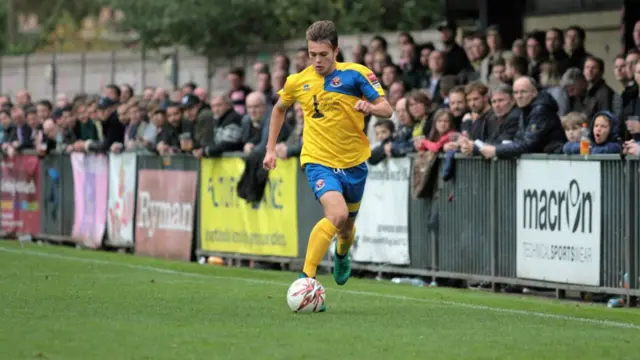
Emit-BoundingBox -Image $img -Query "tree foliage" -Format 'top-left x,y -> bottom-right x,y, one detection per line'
0,0 -> 68,54
102,0 -> 444,57
15,0 -> 102,26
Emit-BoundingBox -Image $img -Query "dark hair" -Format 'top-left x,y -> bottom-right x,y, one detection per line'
105,84 -> 121,99
383,63 -> 401,74
492,57 -> 506,67
566,25 -> 586,41
507,56 -> 529,77
374,118 -> 395,134
418,42 -> 435,53
230,67 -> 245,79
627,48 -> 640,56
439,75 -> 459,97
258,67 -> 271,80
585,55 -> 605,74
547,27 -> 564,40
182,82 -> 197,92
464,81 -> 489,97
306,20 -> 339,49
36,100 -> 53,111
405,90 -> 434,123
449,85 -> 466,97
398,32 -> 415,45
273,53 -> 291,70
428,109 -> 455,142
370,35 -> 388,51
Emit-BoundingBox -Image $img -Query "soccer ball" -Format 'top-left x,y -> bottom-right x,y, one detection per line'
286,277 -> 326,313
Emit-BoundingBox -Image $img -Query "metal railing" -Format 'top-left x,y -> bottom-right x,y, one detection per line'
2,151 -> 638,305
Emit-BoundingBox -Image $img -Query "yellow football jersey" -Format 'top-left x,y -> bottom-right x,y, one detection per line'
278,62 -> 385,169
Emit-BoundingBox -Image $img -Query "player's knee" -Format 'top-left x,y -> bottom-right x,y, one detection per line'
326,211 -> 348,230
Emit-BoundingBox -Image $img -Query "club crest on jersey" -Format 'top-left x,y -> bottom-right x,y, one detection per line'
330,76 -> 342,87
315,179 -> 325,191
367,73 -> 381,88
303,84 -> 310,92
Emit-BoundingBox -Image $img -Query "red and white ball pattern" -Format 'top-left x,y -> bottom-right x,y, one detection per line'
286,277 -> 326,313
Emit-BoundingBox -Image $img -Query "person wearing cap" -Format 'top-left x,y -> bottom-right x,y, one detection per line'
480,25 -> 511,85
438,20 -> 473,76
140,106 -> 167,151
3,106 -> 33,156
85,96 -> 125,153
179,93 -> 214,151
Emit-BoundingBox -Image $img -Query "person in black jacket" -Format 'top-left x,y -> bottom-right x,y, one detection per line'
479,76 -> 566,159
486,83 -> 520,144
193,95 -> 244,158
86,97 -> 125,153
438,21 -> 472,76
156,102 -> 193,156
5,107 -> 34,153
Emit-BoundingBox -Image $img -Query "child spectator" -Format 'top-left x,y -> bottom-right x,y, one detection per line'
416,109 -> 457,153
369,119 -> 396,165
561,111 -> 586,143
563,111 -> 622,154
374,118 -> 395,145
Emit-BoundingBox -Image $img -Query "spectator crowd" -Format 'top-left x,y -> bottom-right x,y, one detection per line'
2,20 -> 640,163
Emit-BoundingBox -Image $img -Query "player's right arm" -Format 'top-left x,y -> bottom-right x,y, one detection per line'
264,76 -> 297,170
266,76 -> 297,153
266,99 -> 290,153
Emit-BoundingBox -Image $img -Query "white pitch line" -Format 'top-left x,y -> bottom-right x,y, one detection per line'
2,246 -> 640,330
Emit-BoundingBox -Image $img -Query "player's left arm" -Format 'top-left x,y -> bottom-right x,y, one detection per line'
366,97 -> 393,119
354,67 -> 393,119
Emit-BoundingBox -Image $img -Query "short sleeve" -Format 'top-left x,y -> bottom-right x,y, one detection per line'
277,75 -> 298,107
355,66 -> 385,103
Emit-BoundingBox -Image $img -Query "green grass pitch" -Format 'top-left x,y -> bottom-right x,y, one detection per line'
0,240 -> 638,360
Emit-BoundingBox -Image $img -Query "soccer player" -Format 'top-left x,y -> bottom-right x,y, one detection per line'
263,20 -> 393,310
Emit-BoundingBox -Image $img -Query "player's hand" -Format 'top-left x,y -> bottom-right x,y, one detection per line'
354,100 -> 373,115
263,150 -> 277,170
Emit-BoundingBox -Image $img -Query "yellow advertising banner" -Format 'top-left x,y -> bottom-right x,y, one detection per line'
199,157 -> 299,257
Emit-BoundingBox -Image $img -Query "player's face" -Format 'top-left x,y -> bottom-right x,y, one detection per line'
308,41 -> 338,76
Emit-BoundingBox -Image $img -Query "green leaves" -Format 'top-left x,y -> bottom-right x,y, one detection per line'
101,0 -> 444,57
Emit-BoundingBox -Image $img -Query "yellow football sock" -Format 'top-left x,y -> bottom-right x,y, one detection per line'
337,225 -> 356,256
303,218 -> 338,278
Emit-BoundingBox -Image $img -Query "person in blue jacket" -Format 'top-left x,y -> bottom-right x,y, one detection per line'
563,110 -> 622,154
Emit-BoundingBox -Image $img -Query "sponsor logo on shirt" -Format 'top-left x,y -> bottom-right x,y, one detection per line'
367,73 -> 381,88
